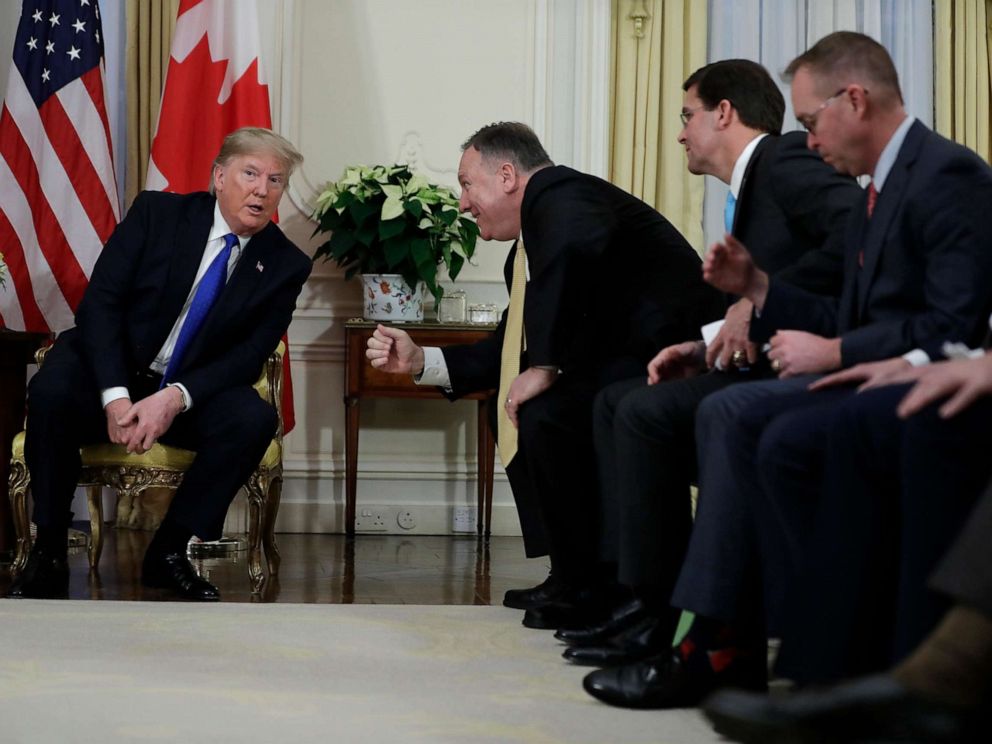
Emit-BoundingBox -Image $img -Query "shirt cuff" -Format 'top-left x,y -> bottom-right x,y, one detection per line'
902,348 -> 931,367
168,382 -> 192,411
701,319 -> 725,348
939,342 -> 985,361
101,387 -> 130,408
414,346 -> 452,388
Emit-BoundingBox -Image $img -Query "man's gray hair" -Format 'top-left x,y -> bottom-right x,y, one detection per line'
462,122 -> 553,173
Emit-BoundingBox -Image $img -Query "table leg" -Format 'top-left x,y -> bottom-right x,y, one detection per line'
344,395 -> 360,537
476,398 -> 495,539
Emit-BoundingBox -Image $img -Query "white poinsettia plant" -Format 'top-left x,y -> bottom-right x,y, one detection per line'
311,164 -> 479,303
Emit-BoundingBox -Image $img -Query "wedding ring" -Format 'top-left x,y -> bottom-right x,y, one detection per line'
770,358 -> 782,372
731,349 -> 747,367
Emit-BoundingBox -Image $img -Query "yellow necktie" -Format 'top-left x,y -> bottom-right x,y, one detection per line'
497,239 -> 527,468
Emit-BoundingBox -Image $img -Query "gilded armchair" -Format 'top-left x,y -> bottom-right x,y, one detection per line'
7,341 -> 287,593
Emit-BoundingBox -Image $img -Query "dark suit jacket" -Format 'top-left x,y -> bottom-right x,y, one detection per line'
442,166 -> 724,396
65,190 -> 312,405
752,121 -> 992,364
734,132 -> 859,296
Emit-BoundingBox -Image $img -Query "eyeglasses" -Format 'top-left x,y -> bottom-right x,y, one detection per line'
679,105 -> 706,126
797,87 -> 851,134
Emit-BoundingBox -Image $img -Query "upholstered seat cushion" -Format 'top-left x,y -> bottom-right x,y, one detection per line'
13,435 -> 280,472
79,442 -> 196,469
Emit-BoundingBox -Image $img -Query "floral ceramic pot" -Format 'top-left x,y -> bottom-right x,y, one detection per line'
361,274 -> 426,322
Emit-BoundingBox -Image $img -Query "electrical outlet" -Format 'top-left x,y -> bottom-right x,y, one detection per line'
396,510 -> 416,530
354,506 -> 389,532
452,506 -> 477,533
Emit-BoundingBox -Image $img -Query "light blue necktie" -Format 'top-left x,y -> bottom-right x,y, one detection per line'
161,232 -> 238,385
724,192 -> 737,234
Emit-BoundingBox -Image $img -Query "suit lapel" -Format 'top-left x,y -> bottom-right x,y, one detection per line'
837,196 -> 868,332
856,121 -> 927,316
732,136 -> 771,236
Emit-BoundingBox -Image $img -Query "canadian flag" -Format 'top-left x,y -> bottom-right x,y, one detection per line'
148,0 -> 299,433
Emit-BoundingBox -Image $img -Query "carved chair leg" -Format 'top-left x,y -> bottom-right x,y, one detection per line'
86,485 -> 104,569
245,485 -> 264,593
8,460 -> 32,573
262,474 -> 283,578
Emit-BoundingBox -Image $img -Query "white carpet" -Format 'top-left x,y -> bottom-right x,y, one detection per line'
0,600 -> 724,744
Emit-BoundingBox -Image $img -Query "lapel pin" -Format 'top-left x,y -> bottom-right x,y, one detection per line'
256,261 -> 264,273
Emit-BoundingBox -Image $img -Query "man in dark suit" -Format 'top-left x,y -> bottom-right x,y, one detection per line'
732,334 -> 992,685
7,127 -> 312,601
561,59 -> 859,665
703,361 -> 992,743
367,122 -> 723,625
585,32 -> 992,708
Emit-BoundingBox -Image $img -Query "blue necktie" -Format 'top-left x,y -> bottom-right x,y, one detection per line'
724,192 -> 737,234
161,233 -> 238,386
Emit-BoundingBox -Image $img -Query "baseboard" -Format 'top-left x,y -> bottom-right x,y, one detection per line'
271,500 -> 523,536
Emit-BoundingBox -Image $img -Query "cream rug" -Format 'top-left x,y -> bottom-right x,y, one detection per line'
0,600 -> 723,744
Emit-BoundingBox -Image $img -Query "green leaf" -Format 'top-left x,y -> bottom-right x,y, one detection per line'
404,199 -> 424,219
354,221 -> 378,249
437,208 -> 457,227
379,217 -> 407,241
327,229 -> 356,260
348,197 -> 378,227
448,252 -> 465,280
411,237 -> 434,270
383,237 -> 411,269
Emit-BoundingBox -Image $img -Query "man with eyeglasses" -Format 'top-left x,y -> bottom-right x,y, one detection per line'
584,31 -> 992,709
556,58 -> 860,664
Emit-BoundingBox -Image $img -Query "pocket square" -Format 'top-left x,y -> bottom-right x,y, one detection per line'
256,261 -> 264,273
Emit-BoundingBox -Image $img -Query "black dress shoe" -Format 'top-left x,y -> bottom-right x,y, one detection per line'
6,546 -> 69,599
563,614 -> 675,666
583,649 -> 766,709
142,551 -> 220,601
554,598 -> 647,646
502,573 -> 564,610
521,585 -> 615,630
702,675 -> 981,744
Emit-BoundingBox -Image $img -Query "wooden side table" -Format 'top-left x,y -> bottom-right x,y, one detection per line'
343,319 -> 497,538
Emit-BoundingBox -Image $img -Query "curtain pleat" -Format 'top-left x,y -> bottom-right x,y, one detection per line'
125,0 -> 180,207
934,0 -> 992,162
610,0 -> 708,253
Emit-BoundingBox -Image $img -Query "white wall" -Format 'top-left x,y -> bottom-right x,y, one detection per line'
270,0 -> 612,535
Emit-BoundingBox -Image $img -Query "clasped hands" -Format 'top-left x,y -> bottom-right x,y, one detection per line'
105,386 -> 184,454
647,235 -> 842,382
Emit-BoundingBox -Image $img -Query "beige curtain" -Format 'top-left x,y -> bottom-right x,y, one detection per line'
610,0 -> 707,252
125,0 -> 180,208
934,0 -> 992,162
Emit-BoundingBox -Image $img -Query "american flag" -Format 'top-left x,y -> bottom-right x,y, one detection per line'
0,0 -> 119,333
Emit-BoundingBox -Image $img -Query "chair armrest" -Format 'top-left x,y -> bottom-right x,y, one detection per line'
35,344 -> 51,367
253,340 -> 286,437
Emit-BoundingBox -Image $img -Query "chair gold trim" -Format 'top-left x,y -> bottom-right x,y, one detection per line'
8,342 -> 286,593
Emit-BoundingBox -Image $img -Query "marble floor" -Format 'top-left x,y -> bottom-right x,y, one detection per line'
0,527 -> 551,605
